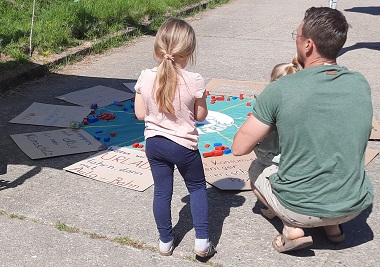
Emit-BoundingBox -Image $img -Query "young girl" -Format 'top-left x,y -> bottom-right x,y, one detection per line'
253,57 -> 302,219
134,18 -> 215,257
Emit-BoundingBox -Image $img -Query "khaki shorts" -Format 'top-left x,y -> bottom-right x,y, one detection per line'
248,160 -> 360,228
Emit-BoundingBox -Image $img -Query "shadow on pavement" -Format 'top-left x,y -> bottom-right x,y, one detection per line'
0,61 -> 49,92
344,6 -> 380,16
311,205 -> 374,250
173,187 -> 246,249
0,73 -> 137,185
0,166 -> 42,191
252,200 -> 373,256
338,42 -> 380,56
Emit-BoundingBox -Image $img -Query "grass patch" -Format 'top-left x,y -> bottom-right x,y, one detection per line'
87,232 -> 107,240
55,222 -> 80,233
9,214 -> 27,220
0,0 -> 227,62
113,236 -> 151,250
0,210 -> 221,265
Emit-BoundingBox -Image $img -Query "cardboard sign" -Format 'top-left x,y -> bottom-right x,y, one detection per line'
9,102 -> 91,127
64,146 -> 153,192
365,148 -> 379,166
204,147 -> 378,191
370,117 -> 380,140
11,129 -> 102,159
56,85 -> 135,108
203,153 -> 256,190
206,78 -> 268,98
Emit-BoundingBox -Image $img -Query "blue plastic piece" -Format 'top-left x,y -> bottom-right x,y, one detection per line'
104,136 -> 111,142
88,116 -> 99,123
223,148 -> 232,154
214,142 -> 223,147
94,135 -> 101,140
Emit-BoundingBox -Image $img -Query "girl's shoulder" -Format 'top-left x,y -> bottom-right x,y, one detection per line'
181,69 -> 203,78
141,67 -> 158,75
138,67 -> 158,81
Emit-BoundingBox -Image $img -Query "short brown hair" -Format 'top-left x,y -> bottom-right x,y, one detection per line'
302,7 -> 349,59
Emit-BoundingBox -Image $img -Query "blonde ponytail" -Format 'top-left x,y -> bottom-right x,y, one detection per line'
270,56 -> 303,81
155,57 -> 178,114
153,18 -> 196,114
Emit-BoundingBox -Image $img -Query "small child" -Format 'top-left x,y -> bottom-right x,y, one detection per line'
134,18 -> 215,257
253,57 -> 302,219
254,57 -> 302,166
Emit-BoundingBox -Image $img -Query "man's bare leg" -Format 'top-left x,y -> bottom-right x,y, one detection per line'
251,181 -> 305,246
323,225 -> 342,236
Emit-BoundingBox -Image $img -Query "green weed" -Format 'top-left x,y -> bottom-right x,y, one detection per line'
9,214 -> 26,220
0,0 -> 227,61
55,222 -> 80,233
113,236 -> 146,249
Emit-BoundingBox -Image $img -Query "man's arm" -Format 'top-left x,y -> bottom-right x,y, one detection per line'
232,115 -> 272,156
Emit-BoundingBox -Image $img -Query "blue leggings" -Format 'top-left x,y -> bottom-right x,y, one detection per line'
146,136 -> 209,243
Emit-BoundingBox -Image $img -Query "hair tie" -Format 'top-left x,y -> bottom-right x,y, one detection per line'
164,54 -> 174,62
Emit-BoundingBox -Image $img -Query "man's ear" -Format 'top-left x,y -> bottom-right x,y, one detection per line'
305,38 -> 314,56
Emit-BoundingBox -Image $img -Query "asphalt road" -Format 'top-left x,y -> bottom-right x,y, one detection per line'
1,0 -> 379,266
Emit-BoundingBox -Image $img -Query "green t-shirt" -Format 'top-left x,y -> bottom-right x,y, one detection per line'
252,65 -> 374,218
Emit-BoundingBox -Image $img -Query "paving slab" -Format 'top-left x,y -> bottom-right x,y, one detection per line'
1,0 -> 379,266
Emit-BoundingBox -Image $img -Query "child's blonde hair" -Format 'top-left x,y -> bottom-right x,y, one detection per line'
270,56 -> 302,82
154,18 -> 196,114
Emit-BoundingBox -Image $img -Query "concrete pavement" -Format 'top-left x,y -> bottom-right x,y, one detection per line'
1,0 -> 379,266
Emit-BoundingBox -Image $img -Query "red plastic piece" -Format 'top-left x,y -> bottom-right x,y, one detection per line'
247,112 -> 252,116
110,132 -> 116,137
132,143 -> 139,148
204,144 -> 210,148
240,93 -> 244,100
246,102 -> 251,106
212,150 -> 224,156
203,151 -> 214,158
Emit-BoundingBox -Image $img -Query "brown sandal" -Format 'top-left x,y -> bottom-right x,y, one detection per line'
272,234 -> 313,253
